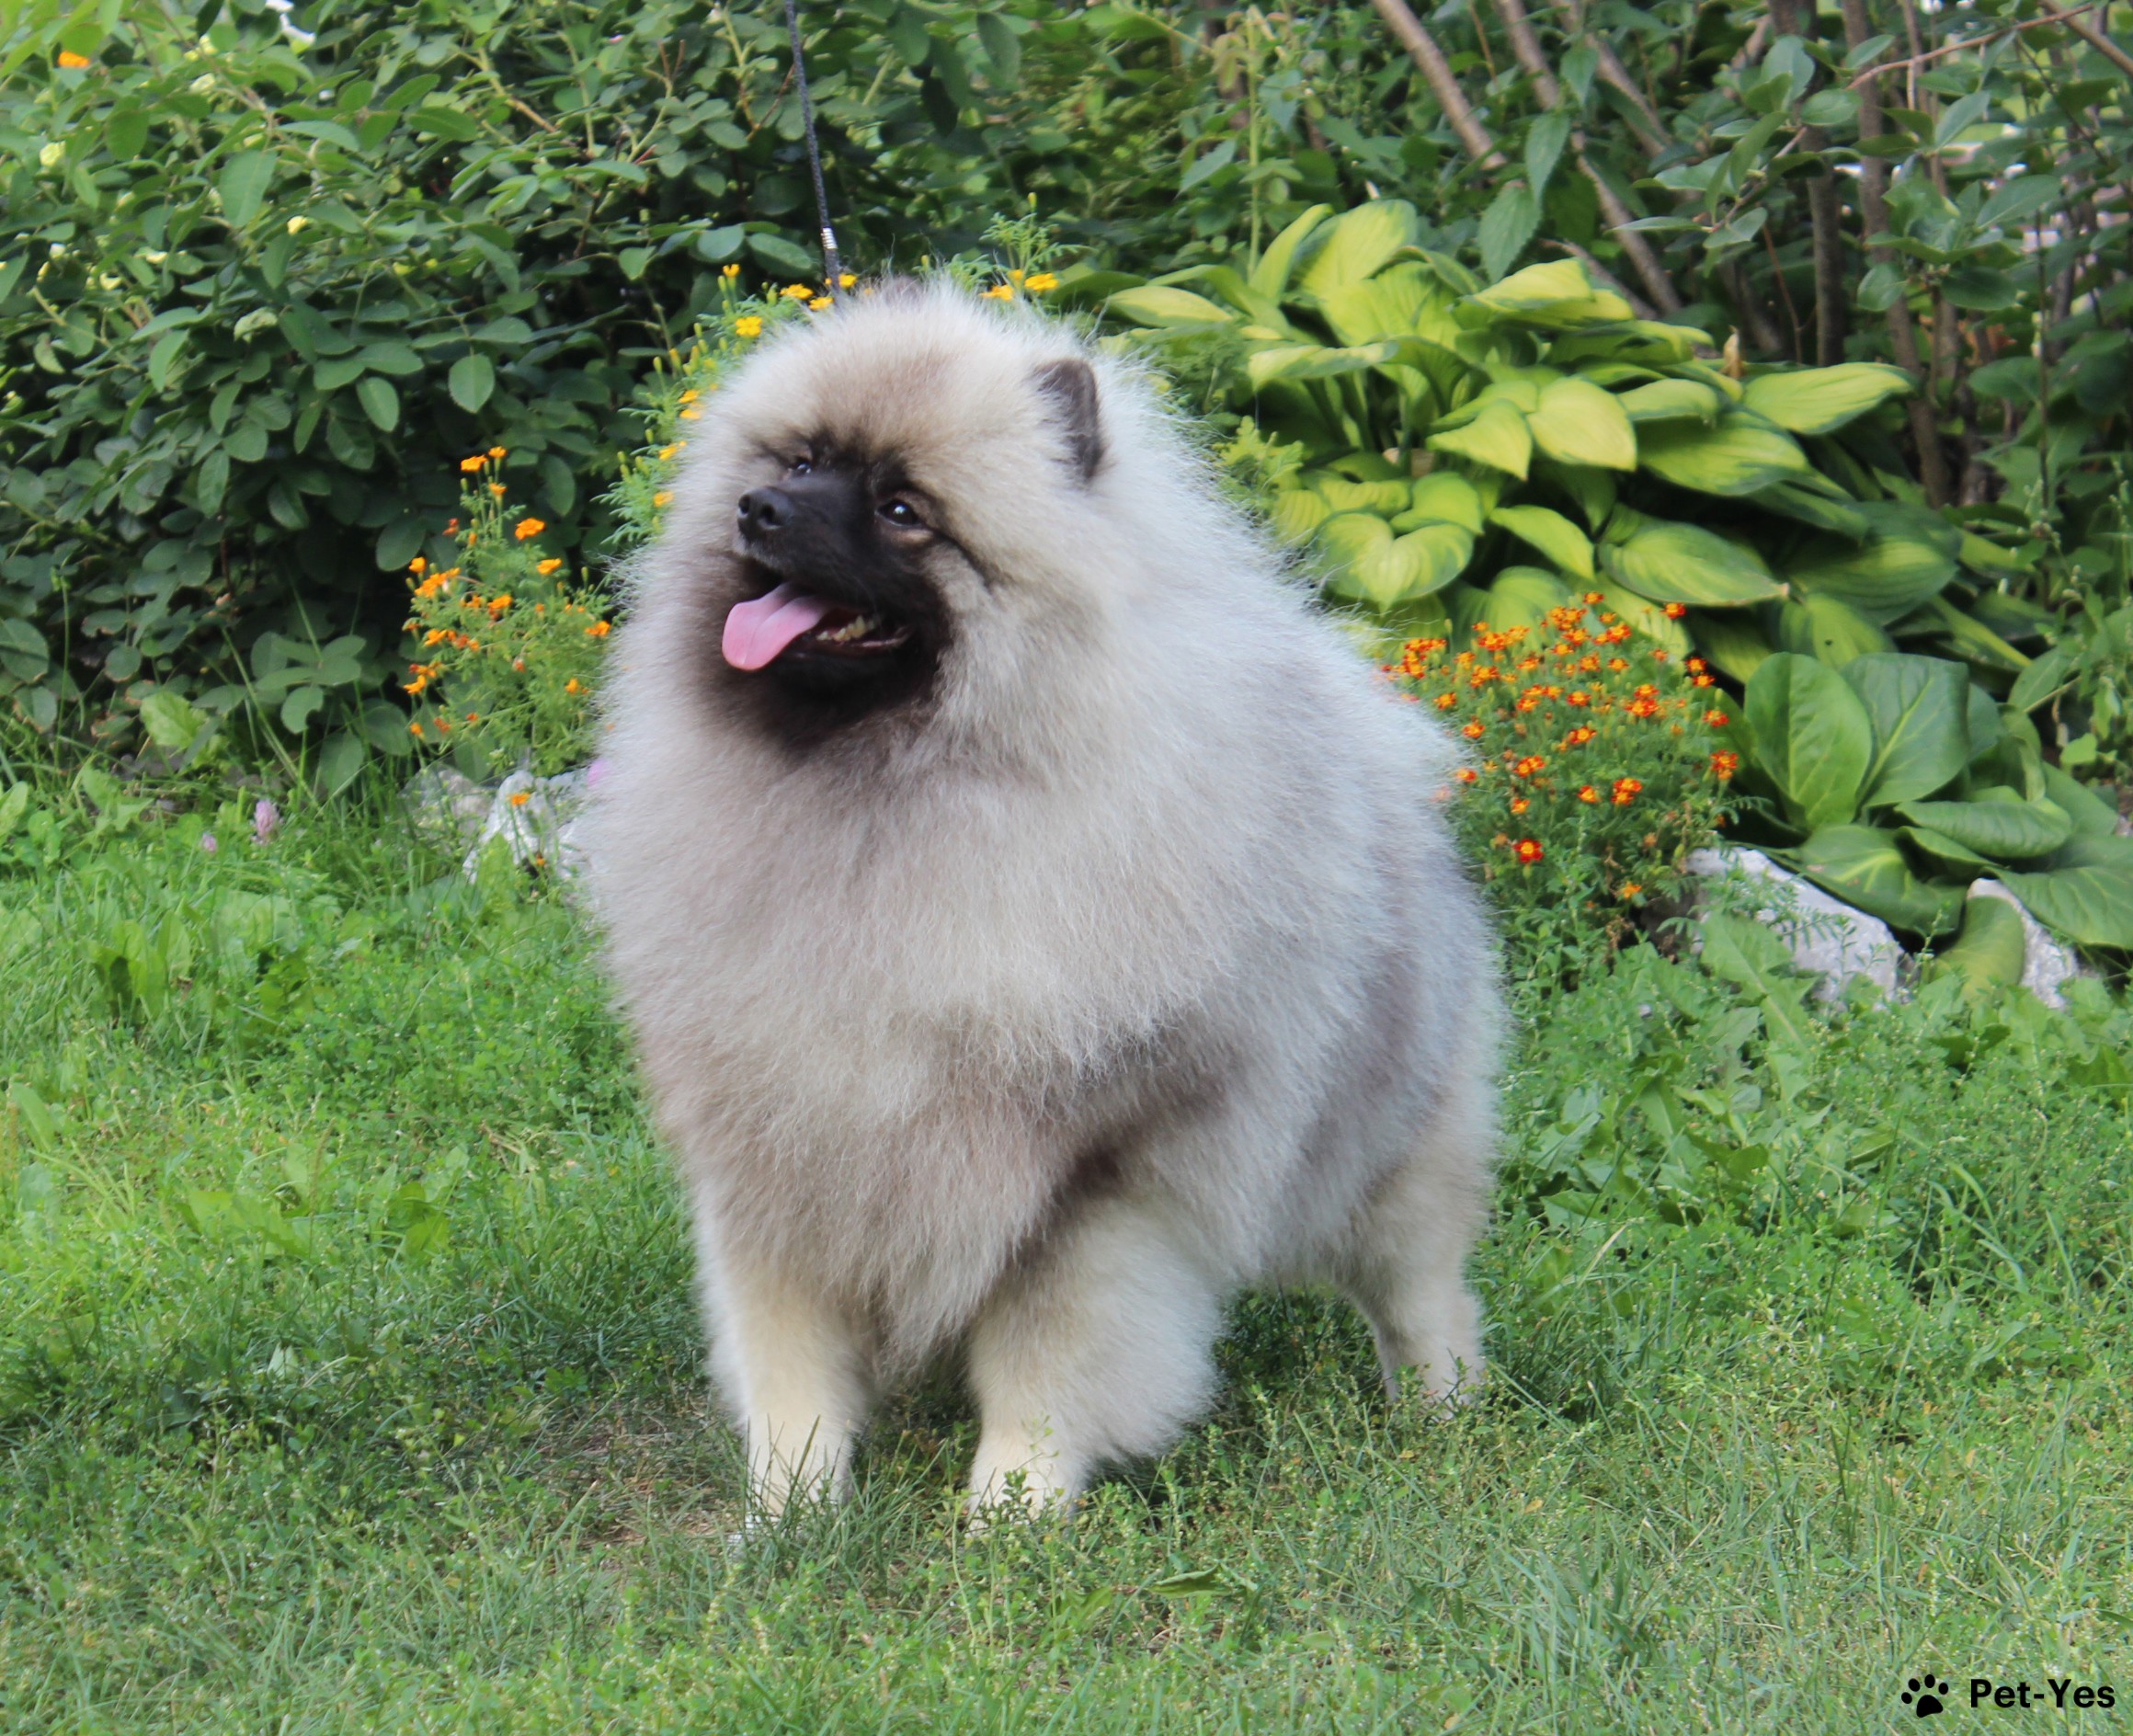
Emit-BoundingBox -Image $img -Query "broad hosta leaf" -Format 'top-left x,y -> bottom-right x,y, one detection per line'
1245,342 -> 1397,388
1249,204 -> 1333,298
1526,377 -> 1637,471
1895,794 -> 2074,862
1740,363 -> 1912,434
1843,652 -> 1970,805
1489,505 -> 1594,579
2007,642 -> 2076,712
1901,825 -> 1995,877
1694,611 -> 1775,683
1615,378 -> 1724,423
2000,838 -> 2133,948
1297,200 -> 1418,298
1483,565 -> 1575,633
1107,286 -> 1234,327
1426,401 -> 1531,478
1746,653 -> 1873,829
1602,514 -> 1784,607
2042,763 -> 2119,838
1791,824 -> 1964,936
1787,509 -> 1957,623
1777,594 -> 1892,666
1636,410 -> 1810,496
1899,594 -> 2032,674
1925,893 -> 2027,995
1312,474 -> 1411,515
1462,257 -> 1594,315
1319,513 -> 1472,609
1269,486 -> 1331,543
1395,473 -> 1485,533
1752,482 -> 1873,538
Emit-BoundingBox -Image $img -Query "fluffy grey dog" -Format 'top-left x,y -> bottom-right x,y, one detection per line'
587,284 -> 1499,1519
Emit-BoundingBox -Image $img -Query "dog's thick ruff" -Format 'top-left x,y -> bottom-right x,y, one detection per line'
588,285 -> 1500,1515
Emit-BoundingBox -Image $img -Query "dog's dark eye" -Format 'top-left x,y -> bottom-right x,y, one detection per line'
878,498 -> 922,529
789,456 -> 813,476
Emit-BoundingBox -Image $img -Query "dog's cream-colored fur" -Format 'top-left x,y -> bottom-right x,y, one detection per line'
587,286 -> 1500,1516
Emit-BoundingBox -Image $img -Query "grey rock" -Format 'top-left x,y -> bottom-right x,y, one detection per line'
401,765 -> 492,845
1965,878 -> 2091,1009
1685,845 -> 1910,1001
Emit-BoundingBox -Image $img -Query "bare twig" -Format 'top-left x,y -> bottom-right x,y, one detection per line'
2040,0 -> 2133,79
1841,0 -> 1951,503
1369,0 -> 1506,167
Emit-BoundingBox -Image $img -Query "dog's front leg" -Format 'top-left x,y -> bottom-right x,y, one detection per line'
706,1246 -> 873,1516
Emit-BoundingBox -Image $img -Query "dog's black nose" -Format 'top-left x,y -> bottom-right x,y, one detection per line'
737,487 -> 792,538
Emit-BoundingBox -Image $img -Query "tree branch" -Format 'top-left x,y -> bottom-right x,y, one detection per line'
1368,0 -> 1506,168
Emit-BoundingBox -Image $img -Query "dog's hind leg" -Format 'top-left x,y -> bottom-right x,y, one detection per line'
704,1244 -> 873,1516
1336,1109 -> 1491,1406
965,1198 -> 1222,1517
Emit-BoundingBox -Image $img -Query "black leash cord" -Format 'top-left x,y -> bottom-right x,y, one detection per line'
782,0 -> 844,300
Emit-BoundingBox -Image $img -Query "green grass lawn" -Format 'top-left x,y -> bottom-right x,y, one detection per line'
2,783 -> 2128,1733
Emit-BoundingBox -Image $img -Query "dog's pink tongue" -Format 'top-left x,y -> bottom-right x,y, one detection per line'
723,584 -> 832,670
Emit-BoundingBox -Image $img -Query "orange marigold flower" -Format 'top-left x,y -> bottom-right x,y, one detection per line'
1608,657 -> 1629,672
1619,882 -> 1643,898
1662,601 -> 1688,618
488,446 -> 507,460
514,517 -> 544,541
1693,672 -> 1717,687
1578,784 -> 1600,804
1546,606 -> 1587,632
410,721 -> 425,737
538,557 -> 563,576
1567,691 -> 1591,708
1612,777 -> 1644,805
1634,683 -> 1659,700
1564,725 -> 1597,747
488,482 -> 507,497
59,49 -> 94,67
586,620 -> 611,638
1407,636 -> 1448,657
1454,767 -> 1479,784
653,491 -> 674,508
1512,755 -> 1546,778
461,455 -> 485,474
509,791 -> 530,807
1461,721 -> 1487,740
1512,838 -> 1545,863
1510,796 -> 1530,814
565,678 -> 584,695
1685,657 -> 1707,673
1582,591 -> 1604,605
409,556 -> 427,575
1710,749 -> 1740,781
1434,692 -> 1457,710
512,657 -> 526,671
1704,709 -> 1729,727
1516,655 -> 1542,672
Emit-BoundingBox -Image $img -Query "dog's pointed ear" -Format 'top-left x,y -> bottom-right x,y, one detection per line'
1032,357 -> 1105,485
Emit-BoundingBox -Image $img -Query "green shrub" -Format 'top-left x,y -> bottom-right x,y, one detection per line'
0,0 -> 1077,776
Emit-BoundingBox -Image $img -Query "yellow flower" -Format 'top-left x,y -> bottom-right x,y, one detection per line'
658,442 -> 682,461
58,49 -> 93,68
838,273 -> 857,289
982,284 -> 1014,301
721,263 -> 741,279
488,445 -> 506,460
1008,268 -> 1025,284
286,215 -> 308,236
509,791 -> 530,807
565,678 -> 584,695
408,556 -> 427,574
537,557 -> 563,575
734,316 -> 763,338
679,407 -> 701,419
653,490 -> 673,508
679,388 -> 699,404
460,454 -> 485,473
1024,272 -> 1059,292
514,517 -> 544,540
409,720 -> 425,737
586,620 -> 611,638
808,296 -> 831,311
781,283 -> 813,301
488,482 -> 506,497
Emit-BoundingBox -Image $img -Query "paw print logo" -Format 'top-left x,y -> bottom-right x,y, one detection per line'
1901,1673 -> 1950,1718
